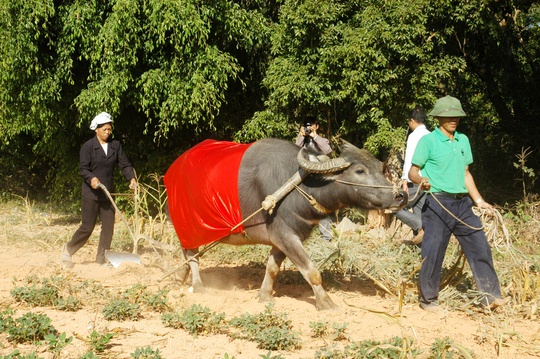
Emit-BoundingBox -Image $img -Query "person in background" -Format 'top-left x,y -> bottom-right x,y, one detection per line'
295,116 -> 333,240
409,95 -> 509,312
394,107 -> 430,245
61,112 -> 137,267
295,117 -> 332,156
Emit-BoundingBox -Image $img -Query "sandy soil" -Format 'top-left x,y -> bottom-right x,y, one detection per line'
0,226 -> 539,359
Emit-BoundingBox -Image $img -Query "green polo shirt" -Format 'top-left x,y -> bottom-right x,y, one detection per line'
411,127 -> 473,194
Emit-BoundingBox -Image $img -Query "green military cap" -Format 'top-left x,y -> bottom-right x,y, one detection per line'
428,95 -> 467,117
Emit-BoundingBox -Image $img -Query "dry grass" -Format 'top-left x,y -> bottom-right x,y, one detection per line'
2,194 -> 540,318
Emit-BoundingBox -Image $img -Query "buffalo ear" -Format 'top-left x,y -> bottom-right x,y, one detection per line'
338,139 -> 380,164
339,139 -> 361,157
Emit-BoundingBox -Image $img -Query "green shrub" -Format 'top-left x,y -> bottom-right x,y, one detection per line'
259,351 -> 285,359
79,351 -> 99,359
55,296 -> 82,311
6,312 -> 58,344
331,322 -> 349,341
142,289 -> 170,312
88,330 -> 114,353
315,345 -> 345,359
10,284 -> 59,307
162,304 -> 226,337
102,299 -> 141,321
131,346 -> 164,359
0,350 -> 40,358
120,284 -> 169,312
229,304 -> 300,351
45,332 -> 73,356
121,284 -> 148,302
310,320 -> 329,338
430,337 -> 475,359
161,312 -> 183,329
0,308 -> 16,332
344,337 -> 419,359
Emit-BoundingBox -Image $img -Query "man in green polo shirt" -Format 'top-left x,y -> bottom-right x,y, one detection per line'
409,95 -> 508,313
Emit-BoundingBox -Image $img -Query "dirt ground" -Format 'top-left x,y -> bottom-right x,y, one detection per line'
0,224 -> 539,359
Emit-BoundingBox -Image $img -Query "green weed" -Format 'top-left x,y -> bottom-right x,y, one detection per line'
45,332 -> 73,357
343,337 -> 419,358
6,312 -> 57,344
102,299 -> 142,321
0,308 -> 16,331
55,296 -> 82,311
229,304 -> 300,351
120,284 -> 170,312
142,289 -> 170,312
430,337 -> 475,359
131,346 -> 164,359
0,350 -> 40,358
10,277 -> 59,307
79,351 -> 99,359
162,304 -> 226,337
315,345 -> 345,359
87,330 -> 114,353
259,351 -> 285,358
310,320 -> 329,338
331,322 -> 349,341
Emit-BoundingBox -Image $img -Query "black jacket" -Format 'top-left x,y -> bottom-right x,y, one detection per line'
79,136 -> 135,201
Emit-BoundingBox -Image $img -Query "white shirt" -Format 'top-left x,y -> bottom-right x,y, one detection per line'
101,142 -> 108,156
402,124 -> 430,182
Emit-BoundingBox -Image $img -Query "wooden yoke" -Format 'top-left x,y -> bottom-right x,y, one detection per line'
261,169 -> 310,214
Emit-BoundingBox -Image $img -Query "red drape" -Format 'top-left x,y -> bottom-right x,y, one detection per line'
164,140 -> 252,249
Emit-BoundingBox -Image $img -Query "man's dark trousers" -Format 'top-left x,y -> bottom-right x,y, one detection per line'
419,194 -> 502,306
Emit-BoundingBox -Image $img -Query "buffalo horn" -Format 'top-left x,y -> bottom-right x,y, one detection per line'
297,148 -> 351,173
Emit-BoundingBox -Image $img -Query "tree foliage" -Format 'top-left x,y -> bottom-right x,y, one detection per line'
0,0 -> 539,203
0,0 -> 271,202
252,0 -> 540,198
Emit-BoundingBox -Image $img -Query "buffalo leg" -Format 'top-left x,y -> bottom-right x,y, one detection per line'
259,246 -> 286,302
278,240 -> 338,310
184,248 -> 206,293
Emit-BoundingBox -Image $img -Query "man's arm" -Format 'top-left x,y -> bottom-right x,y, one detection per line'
312,136 -> 332,155
409,164 -> 430,191
465,166 -> 493,211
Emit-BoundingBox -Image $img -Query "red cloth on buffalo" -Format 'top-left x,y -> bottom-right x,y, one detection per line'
164,140 -> 252,249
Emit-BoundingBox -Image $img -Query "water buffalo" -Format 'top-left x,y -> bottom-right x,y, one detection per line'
164,138 -> 407,310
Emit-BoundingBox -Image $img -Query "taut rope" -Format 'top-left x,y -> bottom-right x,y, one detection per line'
428,191 -> 485,231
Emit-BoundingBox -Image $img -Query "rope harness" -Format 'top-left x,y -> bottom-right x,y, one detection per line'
232,174 -> 402,230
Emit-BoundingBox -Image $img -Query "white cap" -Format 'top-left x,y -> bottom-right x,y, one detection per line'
89,112 -> 113,130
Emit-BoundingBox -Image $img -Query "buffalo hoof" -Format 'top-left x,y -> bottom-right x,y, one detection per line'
316,298 -> 340,311
189,282 -> 206,293
257,292 -> 275,303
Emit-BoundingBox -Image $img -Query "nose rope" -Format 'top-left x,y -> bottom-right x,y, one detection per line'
334,179 -> 400,196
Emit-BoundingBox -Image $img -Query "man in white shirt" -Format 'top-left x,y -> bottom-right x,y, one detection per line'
395,107 -> 430,244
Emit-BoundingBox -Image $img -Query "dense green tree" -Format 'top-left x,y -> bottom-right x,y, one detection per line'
242,0 -> 540,200
1,0 -> 539,204
0,0 -> 272,202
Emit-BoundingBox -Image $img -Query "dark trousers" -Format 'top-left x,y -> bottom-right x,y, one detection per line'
66,197 -> 115,263
419,194 -> 502,306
